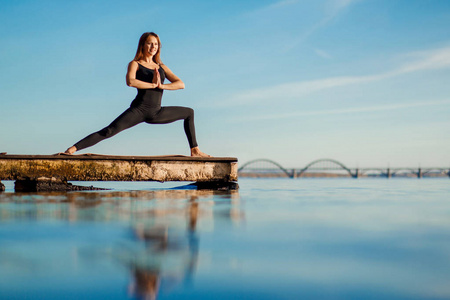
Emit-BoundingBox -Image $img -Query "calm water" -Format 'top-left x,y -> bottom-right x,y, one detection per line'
0,178 -> 449,300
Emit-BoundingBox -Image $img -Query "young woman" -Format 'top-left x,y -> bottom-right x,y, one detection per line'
64,32 -> 210,157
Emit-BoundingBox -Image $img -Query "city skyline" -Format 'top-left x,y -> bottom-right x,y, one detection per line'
1,0 -> 449,168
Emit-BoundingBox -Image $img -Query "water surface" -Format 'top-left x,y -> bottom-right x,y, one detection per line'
0,178 -> 449,299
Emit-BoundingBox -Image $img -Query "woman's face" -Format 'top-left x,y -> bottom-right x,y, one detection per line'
144,36 -> 159,57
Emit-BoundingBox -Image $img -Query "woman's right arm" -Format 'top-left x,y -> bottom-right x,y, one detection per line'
126,61 -> 159,89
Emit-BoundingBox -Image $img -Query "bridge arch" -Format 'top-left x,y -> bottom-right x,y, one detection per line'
298,158 -> 354,177
391,168 -> 416,176
358,168 -> 387,177
238,159 -> 292,177
421,168 -> 449,176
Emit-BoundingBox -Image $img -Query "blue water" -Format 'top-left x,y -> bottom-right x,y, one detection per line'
0,178 -> 449,299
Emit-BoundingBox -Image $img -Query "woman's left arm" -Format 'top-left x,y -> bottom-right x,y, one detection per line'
158,65 -> 185,90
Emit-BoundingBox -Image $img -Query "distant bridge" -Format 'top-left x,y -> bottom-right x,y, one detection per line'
238,158 -> 450,179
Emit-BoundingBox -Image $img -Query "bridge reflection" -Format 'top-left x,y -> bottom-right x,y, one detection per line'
239,159 -> 450,179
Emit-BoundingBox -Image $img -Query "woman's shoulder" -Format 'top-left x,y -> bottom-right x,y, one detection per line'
128,60 -> 140,69
129,60 -> 139,66
159,63 -> 169,72
127,60 -> 140,74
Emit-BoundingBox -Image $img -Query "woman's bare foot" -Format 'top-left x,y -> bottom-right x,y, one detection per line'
190,146 -> 211,157
64,146 -> 77,155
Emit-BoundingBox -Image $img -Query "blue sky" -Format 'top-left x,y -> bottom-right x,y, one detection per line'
1,0 -> 449,168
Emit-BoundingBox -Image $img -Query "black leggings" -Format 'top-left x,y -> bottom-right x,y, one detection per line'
74,106 -> 198,151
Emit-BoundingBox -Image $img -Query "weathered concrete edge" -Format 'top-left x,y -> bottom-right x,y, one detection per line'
0,159 -> 238,182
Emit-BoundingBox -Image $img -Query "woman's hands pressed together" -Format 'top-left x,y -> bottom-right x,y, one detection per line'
153,67 -> 162,89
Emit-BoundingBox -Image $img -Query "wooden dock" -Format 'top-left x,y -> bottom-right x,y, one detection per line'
0,154 -> 238,191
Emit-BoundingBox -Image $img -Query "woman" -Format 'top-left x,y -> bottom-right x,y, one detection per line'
64,32 -> 210,157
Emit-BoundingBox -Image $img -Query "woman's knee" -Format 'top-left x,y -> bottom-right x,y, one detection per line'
99,126 -> 117,138
186,107 -> 194,118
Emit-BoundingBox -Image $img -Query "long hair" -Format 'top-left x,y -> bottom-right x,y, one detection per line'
133,32 -> 162,64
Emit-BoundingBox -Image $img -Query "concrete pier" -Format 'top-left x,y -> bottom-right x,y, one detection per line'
0,154 -> 238,191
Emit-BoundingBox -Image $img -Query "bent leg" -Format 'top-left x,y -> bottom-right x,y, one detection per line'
147,106 -> 198,148
74,107 -> 145,151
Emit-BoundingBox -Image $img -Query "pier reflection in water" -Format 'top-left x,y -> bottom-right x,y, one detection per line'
0,186 -> 242,300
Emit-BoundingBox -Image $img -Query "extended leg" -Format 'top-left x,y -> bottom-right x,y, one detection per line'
147,106 -> 198,148
73,107 -> 145,151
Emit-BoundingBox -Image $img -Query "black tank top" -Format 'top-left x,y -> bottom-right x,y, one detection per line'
131,63 -> 166,109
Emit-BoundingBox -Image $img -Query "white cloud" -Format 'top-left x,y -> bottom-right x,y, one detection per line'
238,99 -> 450,121
285,0 -> 361,51
393,47 -> 450,74
241,0 -> 361,54
314,49 -> 332,59
243,0 -> 299,16
221,45 -> 450,107
272,0 -> 299,8
332,0 -> 360,10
